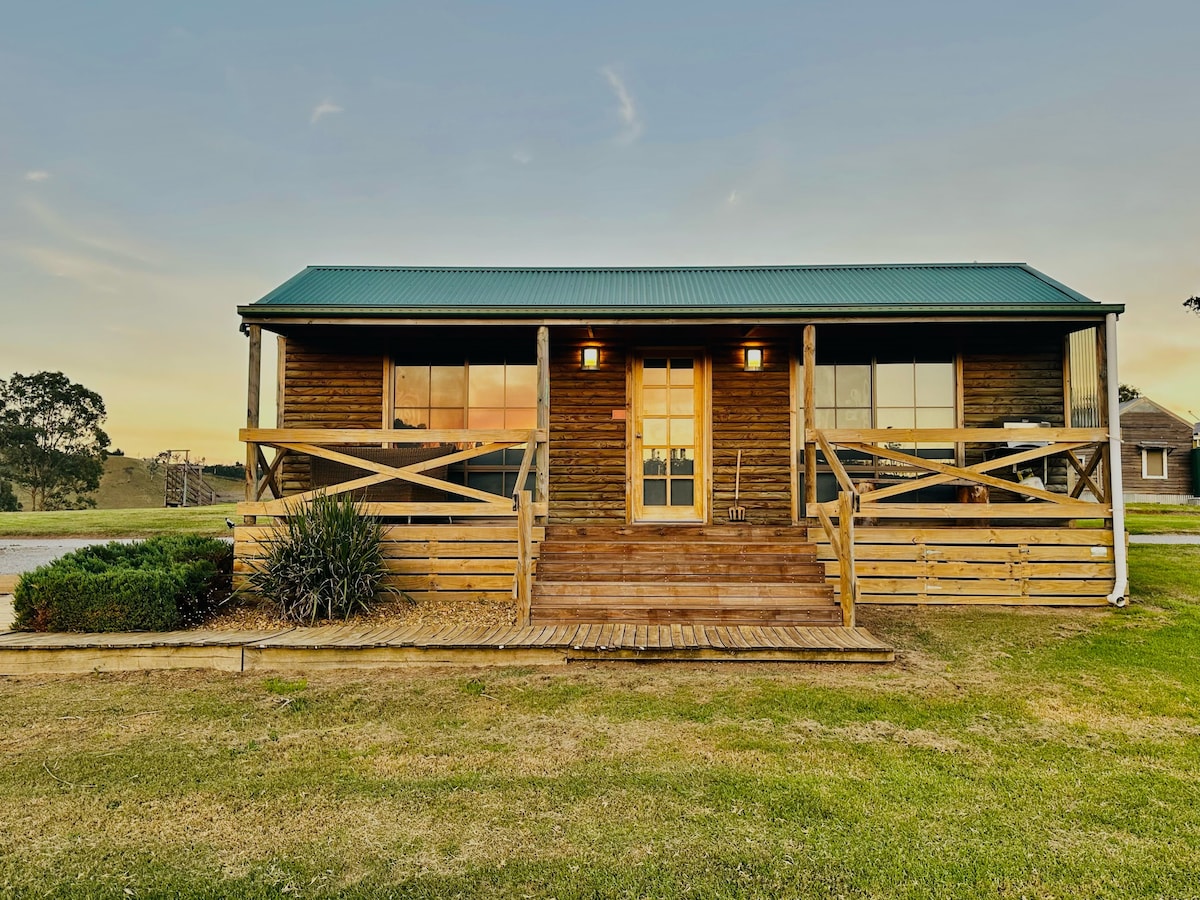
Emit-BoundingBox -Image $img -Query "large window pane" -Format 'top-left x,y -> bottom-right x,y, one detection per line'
505,407 -> 537,429
394,366 -> 430,411
430,366 -> 465,408
916,363 -> 955,407
835,365 -> 871,408
876,407 -> 915,429
835,407 -> 871,429
876,364 -> 915,408
428,408 -> 465,429
468,408 -> 505,429
468,365 -> 506,407
814,366 -> 835,407
505,366 -> 537,406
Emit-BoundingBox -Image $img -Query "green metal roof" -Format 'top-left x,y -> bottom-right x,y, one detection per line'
241,263 -> 1121,319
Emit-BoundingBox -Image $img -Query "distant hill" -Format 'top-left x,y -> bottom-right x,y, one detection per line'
12,457 -> 244,510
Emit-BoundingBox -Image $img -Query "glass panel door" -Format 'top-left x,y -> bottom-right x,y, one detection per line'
633,354 -> 705,522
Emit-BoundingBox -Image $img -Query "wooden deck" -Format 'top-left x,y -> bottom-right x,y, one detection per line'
0,623 -> 893,674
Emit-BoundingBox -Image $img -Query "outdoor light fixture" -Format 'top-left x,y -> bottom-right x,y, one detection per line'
743,347 -> 763,372
581,347 -> 600,370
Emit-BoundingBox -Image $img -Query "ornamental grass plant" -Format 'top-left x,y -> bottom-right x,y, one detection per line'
245,492 -> 392,624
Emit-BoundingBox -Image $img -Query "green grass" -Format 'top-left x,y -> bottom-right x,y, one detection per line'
1124,503 -> 1200,534
0,503 -> 237,538
1,545 -> 1198,898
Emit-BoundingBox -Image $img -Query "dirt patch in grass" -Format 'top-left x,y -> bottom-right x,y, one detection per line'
205,594 -> 516,631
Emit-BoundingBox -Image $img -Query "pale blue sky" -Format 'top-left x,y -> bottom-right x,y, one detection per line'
2,0 -> 1198,461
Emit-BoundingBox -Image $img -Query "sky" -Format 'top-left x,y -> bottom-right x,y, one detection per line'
2,0 -> 1198,464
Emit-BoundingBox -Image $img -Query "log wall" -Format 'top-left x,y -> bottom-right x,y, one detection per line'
961,331 -> 1068,493
277,341 -> 385,495
548,341 -> 628,523
710,343 -> 792,525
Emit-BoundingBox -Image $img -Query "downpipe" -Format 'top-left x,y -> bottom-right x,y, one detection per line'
1104,312 -> 1128,607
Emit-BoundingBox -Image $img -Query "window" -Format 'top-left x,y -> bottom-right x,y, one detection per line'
813,359 -> 956,452
809,357 -> 957,501
391,361 -> 537,498
393,364 -> 536,431
1141,447 -> 1168,479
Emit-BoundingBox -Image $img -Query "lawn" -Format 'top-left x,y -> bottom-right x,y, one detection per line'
1124,502 -> 1200,535
1,545 -> 1198,898
0,504 -> 237,538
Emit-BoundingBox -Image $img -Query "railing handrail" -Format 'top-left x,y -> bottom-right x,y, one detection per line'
242,427 -> 545,444
807,426 -> 1107,443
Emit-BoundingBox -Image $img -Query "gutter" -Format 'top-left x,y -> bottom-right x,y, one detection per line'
1105,311 -> 1129,607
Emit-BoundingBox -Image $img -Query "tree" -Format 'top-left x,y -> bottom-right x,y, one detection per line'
0,372 -> 110,511
1118,384 -> 1141,403
1185,295 -> 1200,315
0,478 -> 19,512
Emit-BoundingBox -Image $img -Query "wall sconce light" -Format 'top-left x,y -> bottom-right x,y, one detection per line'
743,347 -> 763,372
581,347 -> 600,371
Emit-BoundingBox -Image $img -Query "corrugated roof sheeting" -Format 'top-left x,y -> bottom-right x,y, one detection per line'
248,263 -> 1112,314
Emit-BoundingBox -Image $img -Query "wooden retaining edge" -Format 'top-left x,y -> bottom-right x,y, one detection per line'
0,634 -> 895,674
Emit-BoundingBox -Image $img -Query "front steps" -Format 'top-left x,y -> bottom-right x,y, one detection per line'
531,524 -> 841,626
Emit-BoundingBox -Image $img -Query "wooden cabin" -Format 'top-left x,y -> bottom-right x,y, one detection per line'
1118,396 -> 1198,504
235,263 -> 1130,627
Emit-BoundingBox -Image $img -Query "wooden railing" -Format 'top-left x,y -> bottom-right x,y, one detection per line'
238,427 -> 549,519
806,426 -> 1113,624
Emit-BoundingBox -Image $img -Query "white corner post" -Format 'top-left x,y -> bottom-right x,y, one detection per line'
1104,312 -> 1127,606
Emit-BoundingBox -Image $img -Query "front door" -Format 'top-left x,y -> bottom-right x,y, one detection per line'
631,353 -> 706,522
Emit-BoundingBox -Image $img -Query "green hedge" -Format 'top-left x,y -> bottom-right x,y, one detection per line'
13,535 -> 233,632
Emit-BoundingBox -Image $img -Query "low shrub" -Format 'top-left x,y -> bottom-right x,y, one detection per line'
13,535 -> 233,632
244,492 -> 392,624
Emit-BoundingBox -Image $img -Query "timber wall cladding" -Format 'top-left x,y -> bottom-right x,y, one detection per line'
235,524 -> 543,605
548,342 -> 628,523
1120,411 -> 1194,495
961,331 -> 1068,493
710,343 -> 792,525
813,527 -> 1116,606
278,341 -> 385,495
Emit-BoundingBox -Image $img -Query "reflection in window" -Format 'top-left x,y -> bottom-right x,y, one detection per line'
811,358 -> 956,485
394,363 -> 536,431
393,361 -> 537,498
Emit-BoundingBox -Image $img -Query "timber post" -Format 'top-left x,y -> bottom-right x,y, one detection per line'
244,323 -> 262,525
838,489 -> 856,628
803,324 -> 817,511
515,489 -> 534,626
536,325 -> 550,516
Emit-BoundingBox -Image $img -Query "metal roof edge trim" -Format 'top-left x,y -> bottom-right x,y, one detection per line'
238,302 -> 1125,318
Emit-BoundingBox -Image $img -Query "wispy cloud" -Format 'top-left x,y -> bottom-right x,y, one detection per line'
512,149 -> 533,165
310,100 -> 343,125
20,196 -> 156,266
727,189 -> 741,206
600,66 -> 642,145
24,170 -> 51,183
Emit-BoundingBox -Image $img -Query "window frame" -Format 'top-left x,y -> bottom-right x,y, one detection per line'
1141,447 -> 1168,480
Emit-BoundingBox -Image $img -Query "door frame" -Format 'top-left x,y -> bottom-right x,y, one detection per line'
626,347 -> 712,524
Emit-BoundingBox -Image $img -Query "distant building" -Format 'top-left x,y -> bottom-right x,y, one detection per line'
1119,397 -> 1198,503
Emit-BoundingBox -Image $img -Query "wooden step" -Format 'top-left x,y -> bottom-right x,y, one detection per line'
545,524 -> 811,541
531,606 -> 842,626
535,561 -> 829,582
531,524 -> 838,626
